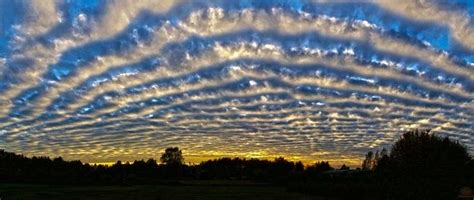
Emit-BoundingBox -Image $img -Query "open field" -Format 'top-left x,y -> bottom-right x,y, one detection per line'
0,182 -> 331,200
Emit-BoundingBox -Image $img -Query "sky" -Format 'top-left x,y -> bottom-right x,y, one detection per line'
0,0 -> 473,166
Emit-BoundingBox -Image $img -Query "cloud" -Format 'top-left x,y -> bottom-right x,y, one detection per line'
0,0 -> 473,164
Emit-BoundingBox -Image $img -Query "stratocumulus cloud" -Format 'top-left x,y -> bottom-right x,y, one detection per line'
0,0 -> 473,165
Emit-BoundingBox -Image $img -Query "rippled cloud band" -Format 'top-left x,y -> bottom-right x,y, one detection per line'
0,0 -> 473,165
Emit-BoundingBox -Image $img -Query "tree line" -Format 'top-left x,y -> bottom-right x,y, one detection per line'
292,129 -> 474,199
1,129 -> 473,199
0,147 -> 337,184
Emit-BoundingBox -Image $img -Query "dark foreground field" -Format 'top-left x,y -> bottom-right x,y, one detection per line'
0,181 -> 328,200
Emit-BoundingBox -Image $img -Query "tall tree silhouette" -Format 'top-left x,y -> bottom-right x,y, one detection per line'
361,151 -> 373,170
381,129 -> 470,176
375,129 -> 471,199
160,147 -> 184,165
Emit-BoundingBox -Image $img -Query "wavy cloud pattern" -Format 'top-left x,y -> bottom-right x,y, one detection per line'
0,0 -> 473,165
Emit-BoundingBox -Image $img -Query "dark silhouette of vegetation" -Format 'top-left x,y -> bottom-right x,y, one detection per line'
361,148 -> 387,170
306,161 -> 333,175
195,156 -> 305,182
339,164 -> 349,170
160,147 -> 184,166
289,129 -> 473,199
0,129 -> 472,200
0,148 -> 331,184
374,129 -> 472,199
377,129 -> 470,175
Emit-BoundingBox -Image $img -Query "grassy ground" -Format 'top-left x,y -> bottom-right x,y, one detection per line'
0,181 -> 332,200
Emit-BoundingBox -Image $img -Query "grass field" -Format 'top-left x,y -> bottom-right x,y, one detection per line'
0,181 -> 332,200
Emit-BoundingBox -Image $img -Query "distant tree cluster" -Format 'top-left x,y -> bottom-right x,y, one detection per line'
0,151 -> 92,184
195,156 -> 315,182
0,147 -> 336,185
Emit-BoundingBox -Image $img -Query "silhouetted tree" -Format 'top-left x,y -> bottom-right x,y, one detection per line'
371,150 -> 379,169
362,148 -> 387,170
361,151 -> 373,170
380,129 -> 470,176
295,161 -> 304,172
375,129 -> 471,199
380,148 -> 388,158
307,161 -> 333,175
160,147 -> 184,165
340,164 -> 350,170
